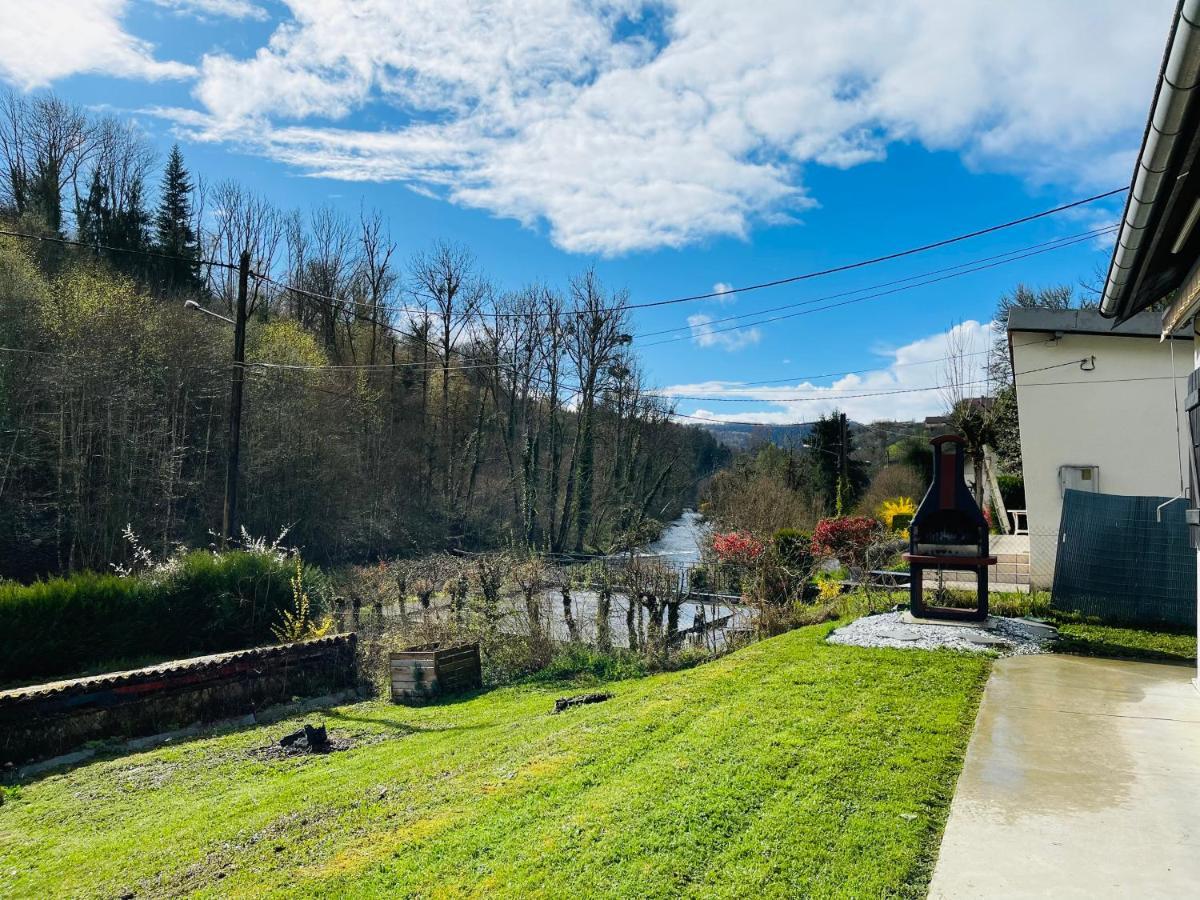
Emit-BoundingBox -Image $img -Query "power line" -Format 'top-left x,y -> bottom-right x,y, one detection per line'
0,345 -> 230,372
674,363 -> 1178,429
247,189 -> 1123,323
244,358 -> 510,375
639,229 -> 1113,349
237,252 -> 1088,392
668,359 -> 1088,408
249,269 -> 430,318
620,188 -> 1125,312
247,222 -> 1113,361
248,363 -> 588,409
637,225 -> 1116,340
1,186 -> 1123,333
0,226 -> 239,270
651,348 -> 994,391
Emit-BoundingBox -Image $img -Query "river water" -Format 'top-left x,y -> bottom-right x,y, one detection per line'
638,509 -> 710,567
537,510 -> 749,648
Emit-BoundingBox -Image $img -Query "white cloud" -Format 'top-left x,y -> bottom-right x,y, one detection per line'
666,320 -> 991,422
153,0 -> 269,20
687,312 -> 761,351
711,282 -> 736,305
25,0 -> 1170,255
0,1 -> 193,90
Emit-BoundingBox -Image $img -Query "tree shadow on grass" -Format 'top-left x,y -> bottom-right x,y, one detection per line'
5,692 -> 374,785
322,705 -> 499,734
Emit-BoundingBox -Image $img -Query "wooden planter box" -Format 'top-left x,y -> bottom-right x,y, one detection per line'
389,643 -> 481,703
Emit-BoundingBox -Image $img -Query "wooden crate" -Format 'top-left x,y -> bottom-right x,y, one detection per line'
389,643 -> 481,703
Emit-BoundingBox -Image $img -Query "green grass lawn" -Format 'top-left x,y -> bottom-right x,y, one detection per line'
987,591 -> 1197,663
0,625 -> 990,899
1051,619 -> 1197,662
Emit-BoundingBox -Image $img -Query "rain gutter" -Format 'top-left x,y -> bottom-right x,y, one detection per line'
1101,0 -> 1200,320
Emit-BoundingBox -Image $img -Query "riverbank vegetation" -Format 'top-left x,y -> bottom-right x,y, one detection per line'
0,91 -> 726,582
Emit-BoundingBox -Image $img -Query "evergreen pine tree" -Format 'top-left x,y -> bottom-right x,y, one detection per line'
75,166 -> 150,277
154,144 -> 201,291
806,412 -> 869,515
75,168 -> 108,250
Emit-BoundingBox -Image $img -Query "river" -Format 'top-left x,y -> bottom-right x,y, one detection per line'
638,509 -> 710,567
537,510 -> 748,649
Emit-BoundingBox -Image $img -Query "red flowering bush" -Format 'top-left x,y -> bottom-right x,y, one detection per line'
811,516 -> 883,570
711,531 -> 766,566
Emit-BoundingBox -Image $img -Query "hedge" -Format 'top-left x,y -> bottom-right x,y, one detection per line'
0,551 -> 322,685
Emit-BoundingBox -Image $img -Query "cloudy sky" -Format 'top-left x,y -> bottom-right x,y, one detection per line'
0,0 -> 1175,421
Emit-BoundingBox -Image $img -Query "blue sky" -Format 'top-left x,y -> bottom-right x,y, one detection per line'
0,0 -> 1177,421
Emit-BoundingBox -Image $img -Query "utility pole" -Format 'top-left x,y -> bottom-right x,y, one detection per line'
838,412 -> 848,516
222,250 -> 250,546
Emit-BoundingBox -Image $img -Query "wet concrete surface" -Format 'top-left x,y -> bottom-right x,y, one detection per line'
929,654 -> 1200,899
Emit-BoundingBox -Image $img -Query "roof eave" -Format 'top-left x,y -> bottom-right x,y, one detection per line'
1101,0 -> 1200,322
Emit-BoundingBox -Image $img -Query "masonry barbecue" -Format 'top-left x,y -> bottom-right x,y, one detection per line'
903,434 -> 995,621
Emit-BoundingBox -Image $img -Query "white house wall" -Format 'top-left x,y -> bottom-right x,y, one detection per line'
1012,330 -> 1191,588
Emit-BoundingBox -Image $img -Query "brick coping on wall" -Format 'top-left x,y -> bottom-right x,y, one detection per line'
0,634 -> 357,765
0,634 -> 354,703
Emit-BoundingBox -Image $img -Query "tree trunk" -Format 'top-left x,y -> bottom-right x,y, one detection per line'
625,594 -> 638,652
562,583 -> 578,642
555,422 -> 581,554
573,399 -> 594,552
597,587 -> 612,651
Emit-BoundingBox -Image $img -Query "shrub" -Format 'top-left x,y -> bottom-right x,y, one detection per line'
855,464 -> 927,520
703,468 -> 821,536
270,557 -> 334,643
811,516 -> 883,570
0,550 -> 318,685
876,497 -> 916,533
772,528 -> 813,569
997,474 -> 1026,510
756,528 -> 818,605
711,531 -> 765,565
816,579 -> 843,603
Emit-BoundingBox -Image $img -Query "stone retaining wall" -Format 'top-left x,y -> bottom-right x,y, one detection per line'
0,634 -> 356,765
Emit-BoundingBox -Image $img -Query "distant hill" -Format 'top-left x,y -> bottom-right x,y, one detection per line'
850,420 -> 929,467
700,422 -> 816,450
701,419 -> 929,457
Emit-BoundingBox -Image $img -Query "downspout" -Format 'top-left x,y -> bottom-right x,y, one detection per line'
1101,0 -> 1200,317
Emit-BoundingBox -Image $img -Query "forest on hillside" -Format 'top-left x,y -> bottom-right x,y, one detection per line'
0,92 -> 727,580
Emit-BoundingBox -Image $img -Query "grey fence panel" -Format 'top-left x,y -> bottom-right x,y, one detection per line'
1052,489 -> 1196,629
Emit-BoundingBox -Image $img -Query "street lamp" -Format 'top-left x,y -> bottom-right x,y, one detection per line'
184,251 -> 250,546
183,299 -> 236,325
803,412 -> 850,514
800,442 -> 839,457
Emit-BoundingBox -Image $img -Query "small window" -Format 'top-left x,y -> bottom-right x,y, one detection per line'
1059,465 -> 1099,496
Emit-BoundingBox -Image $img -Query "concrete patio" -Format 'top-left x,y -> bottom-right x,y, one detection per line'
929,654 -> 1200,899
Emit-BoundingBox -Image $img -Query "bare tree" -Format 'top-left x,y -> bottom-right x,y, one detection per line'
0,91 -> 96,231
942,324 -> 994,507
75,116 -> 156,272
355,205 -> 398,365
205,180 -> 283,315
409,241 -> 486,510
511,555 -> 548,639
559,268 -> 631,552
539,286 -> 569,549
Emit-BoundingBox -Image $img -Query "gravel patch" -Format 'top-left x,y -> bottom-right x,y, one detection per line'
828,611 -> 1056,655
